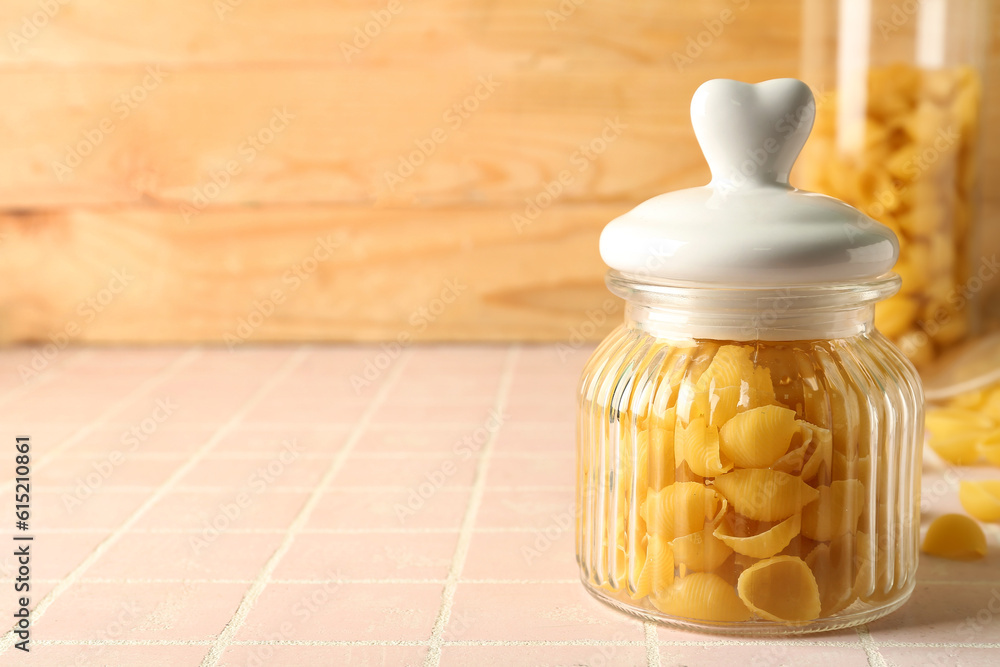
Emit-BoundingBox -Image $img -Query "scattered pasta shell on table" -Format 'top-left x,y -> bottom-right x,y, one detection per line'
713,469 -> 820,522
650,572 -> 752,622
737,556 -> 822,623
714,513 -> 801,559
922,514 -> 987,560
928,433 -> 982,465
719,405 -> 799,468
958,481 -> 1000,522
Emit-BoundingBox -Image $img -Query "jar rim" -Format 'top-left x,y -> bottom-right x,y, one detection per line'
606,270 -> 900,312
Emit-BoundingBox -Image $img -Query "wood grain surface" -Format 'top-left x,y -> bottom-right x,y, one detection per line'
0,0 -> 995,343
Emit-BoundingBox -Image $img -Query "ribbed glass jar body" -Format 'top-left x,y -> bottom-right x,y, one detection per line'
576,274 -> 924,634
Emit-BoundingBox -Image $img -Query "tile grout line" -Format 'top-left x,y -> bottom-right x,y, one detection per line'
644,622 -> 661,667
0,347 -> 310,654
196,350 -> 414,667
856,624 -> 889,667
0,348 -> 203,491
422,345 -> 520,667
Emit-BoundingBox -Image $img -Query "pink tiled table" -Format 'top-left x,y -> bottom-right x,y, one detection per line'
0,345 -> 996,666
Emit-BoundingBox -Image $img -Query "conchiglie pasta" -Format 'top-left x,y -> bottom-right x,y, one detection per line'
714,513 -> 801,559
671,528 -> 734,572
713,469 -> 820,522
805,535 -> 857,616
650,572 -> 751,622
641,482 -> 723,540
632,534 -> 675,599
801,480 -> 865,541
959,481 -> 1000,522
675,417 -> 732,478
922,513 -> 987,560
719,405 -> 798,468
737,556 -> 822,622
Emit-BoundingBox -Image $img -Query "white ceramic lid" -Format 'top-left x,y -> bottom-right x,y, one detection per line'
600,78 -> 899,285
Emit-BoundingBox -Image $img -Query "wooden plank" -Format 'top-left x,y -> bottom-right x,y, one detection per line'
0,0 -> 800,66
0,63 -> 799,209
0,204 -> 627,344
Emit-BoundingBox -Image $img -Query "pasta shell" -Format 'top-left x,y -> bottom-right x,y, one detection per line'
671,528 -> 734,572
737,555 -> 822,622
958,481 -> 1000,522
675,417 -> 732,478
650,572 -> 751,622
925,408 -> 995,435
719,405 -> 798,468
801,480 -> 865,541
649,409 -> 677,490
922,513 -> 987,560
714,513 -> 801,559
979,432 -> 1000,466
696,345 -> 754,392
750,366 -> 777,407
800,425 -> 833,481
805,535 -> 857,616
632,534 -> 675,599
928,433 -> 981,465
713,469 -> 820,522
641,482 -> 722,540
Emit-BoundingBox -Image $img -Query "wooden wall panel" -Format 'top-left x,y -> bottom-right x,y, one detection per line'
0,0 -> 995,343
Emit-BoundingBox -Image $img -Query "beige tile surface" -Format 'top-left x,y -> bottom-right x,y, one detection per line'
0,344 -> 995,666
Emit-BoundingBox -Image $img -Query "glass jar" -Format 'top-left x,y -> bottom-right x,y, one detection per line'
798,0 -> 990,368
576,78 -> 925,634
576,276 -> 924,633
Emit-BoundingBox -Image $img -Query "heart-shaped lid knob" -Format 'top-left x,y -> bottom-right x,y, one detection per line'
600,78 -> 899,286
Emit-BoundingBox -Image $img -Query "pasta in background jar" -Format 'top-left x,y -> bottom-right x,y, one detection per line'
798,0 -> 990,367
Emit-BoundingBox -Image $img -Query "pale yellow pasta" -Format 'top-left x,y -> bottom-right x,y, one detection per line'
718,405 -> 798,468
958,481 -> 1000,522
737,556 -> 822,623
641,482 -> 722,540
714,513 -> 801,559
675,417 -> 731,478
697,345 -> 754,390
805,535 -> 856,616
980,436 -> 1000,467
922,513 -> 987,560
926,407 -> 995,434
649,414 -> 676,491
801,480 -> 865,541
928,433 -> 981,465
650,571 -> 751,622
670,528 -> 733,572
713,469 -> 820,522
632,534 -> 675,599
